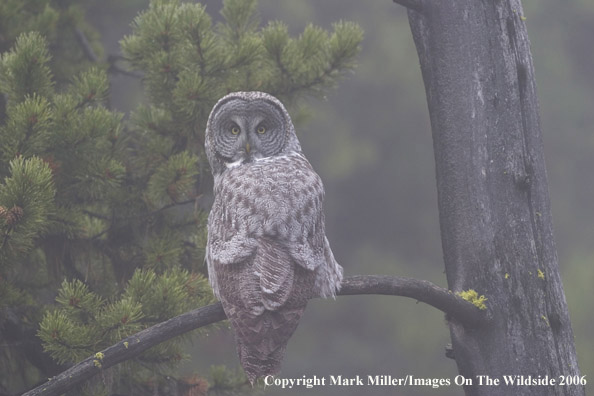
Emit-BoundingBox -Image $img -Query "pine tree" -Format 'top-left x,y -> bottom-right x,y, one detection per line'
0,0 -> 362,394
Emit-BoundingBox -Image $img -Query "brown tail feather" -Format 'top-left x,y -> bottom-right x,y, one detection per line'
229,306 -> 306,383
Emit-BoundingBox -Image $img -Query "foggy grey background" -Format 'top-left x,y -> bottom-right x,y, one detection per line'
88,1 -> 594,394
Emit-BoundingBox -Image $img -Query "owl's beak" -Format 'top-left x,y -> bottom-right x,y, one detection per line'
245,142 -> 251,154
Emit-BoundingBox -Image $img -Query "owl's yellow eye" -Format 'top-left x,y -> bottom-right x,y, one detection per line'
257,126 -> 266,134
230,126 -> 240,135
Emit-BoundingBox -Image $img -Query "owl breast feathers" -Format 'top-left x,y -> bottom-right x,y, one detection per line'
205,91 -> 343,383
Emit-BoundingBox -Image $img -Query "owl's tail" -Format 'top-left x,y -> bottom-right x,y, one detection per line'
232,306 -> 306,385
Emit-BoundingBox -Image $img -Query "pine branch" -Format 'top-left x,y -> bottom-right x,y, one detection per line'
150,198 -> 196,215
1,308 -> 67,379
84,198 -> 196,241
22,274 -> 484,396
81,209 -> 110,220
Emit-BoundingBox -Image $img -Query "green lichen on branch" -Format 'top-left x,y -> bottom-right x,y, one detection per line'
92,352 -> 104,368
457,289 -> 488,310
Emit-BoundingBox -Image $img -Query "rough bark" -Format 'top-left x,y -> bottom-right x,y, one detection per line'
403,0 -> 583,395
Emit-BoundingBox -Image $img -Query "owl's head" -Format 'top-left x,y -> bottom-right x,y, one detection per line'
205,91 -> 301,176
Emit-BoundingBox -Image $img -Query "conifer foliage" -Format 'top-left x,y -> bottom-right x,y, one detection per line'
0,0 -> 362,394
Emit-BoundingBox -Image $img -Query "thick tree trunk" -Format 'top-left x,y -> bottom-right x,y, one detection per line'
404,1 -> 584,395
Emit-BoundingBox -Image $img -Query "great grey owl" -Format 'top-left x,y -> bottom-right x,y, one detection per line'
205,91 -> 343,383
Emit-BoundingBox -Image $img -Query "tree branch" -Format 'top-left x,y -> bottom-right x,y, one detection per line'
22,275 -> 483,396
74,28 -> 99,63
74,27 -> 143,79
392,0 -> 423,13
107,54 -> 144,79
339,275 -> 484,325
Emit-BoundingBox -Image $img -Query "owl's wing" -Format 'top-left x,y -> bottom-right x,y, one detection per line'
206,198 -> 258,299
287,218 -> 343,298
267,154 -> 342,296
206,205 -> 300,310
207,227 -> 258,265
288,217 -> 326,271
254,237 -> 295,310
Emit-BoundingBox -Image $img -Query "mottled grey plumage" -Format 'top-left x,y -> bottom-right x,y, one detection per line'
205,91 -> 343,383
